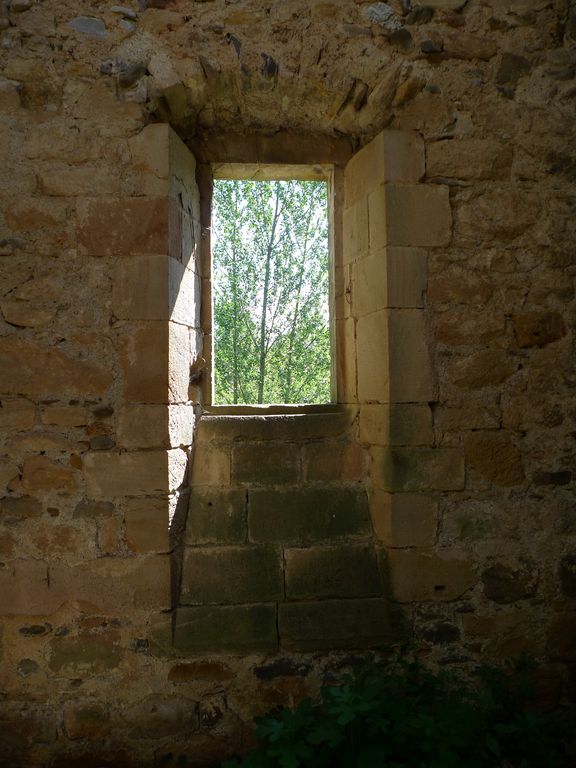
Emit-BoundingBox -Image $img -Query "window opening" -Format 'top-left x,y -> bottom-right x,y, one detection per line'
211,172 -> 332,406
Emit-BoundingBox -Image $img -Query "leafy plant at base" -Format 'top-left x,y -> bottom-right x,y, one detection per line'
222,656 -> 574,768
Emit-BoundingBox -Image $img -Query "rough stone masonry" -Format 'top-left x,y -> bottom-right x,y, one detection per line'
0,0 -> 575,765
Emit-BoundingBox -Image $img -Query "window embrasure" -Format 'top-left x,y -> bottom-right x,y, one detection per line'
210,164 -> 335,407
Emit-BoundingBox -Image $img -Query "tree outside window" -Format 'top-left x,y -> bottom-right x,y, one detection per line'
212,178 -> 331,405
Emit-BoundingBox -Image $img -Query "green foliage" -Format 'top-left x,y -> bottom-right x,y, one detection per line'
222,656 -> 574,768
212,179 -> 330,405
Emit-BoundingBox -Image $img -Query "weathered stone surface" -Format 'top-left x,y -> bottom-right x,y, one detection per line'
359,403 -> 433,446
1,298 -> 56,328
73,500 -> 115,518
119,321 -> 190,404
0,495 -> 42,518
424,0 -> 467,7
464,432 -> 525,487
232,442 -> 300,485
190,442 -> 230,487
84,449 -> 186,497
248,487 -> 370,543
387,549 -> 475,601
174,605 -> 278,654
125,497 -> 170,553
512,312 -> 566,348
117,404 -> 193,449
0,458 -> 19,491
547,615 -> 576,661
252,658 -> 312,680
371,447 -> 465,492
427,139 -> 512,181
4,198 -> 67,230
21,457 -> 78,494
285,544 -> 382,599
68,16 -> 107,38
352,247 -> 427,314
124,695 -> 197,739
63,704 -> 111,740
428,267 -> 494,305
0,555 -> 170,614
451,351 -> 519,390
39,166 -> 118,196
457,188 -> 538,242
186,488 -> 247,545
302,440 -> 366,482
0,338 -> 112,397
442,32 -> 497,61
48,633 -> 123,674
482,559 -> 538,604
533,470 -> 571,486
559,555 -> 576,599
342,198 -> 369,264
496,52 -> 531,86
370,491 -> 438,547
78,198 -> 169,257
168,661 -> 234,683
419,621 -> 460,645
357,309 -> 435,403
181,546 -> 283,604
345,130 -> 425,207
369,183 -> 452,248
41,405 -> 88,427
435,309 -> 505,348
0,398 -> 35,430
196,411 -> 351,441
279,598 -> 391,650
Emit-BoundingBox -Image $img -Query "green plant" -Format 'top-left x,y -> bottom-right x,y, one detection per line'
222,655 -> 573,768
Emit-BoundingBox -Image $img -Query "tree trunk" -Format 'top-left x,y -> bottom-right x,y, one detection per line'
257,187 -> 281,403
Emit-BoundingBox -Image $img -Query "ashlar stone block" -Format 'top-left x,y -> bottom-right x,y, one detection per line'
285,544 -> 383,599
0,554 -> 171,614
370,491 -> 438,547
125,497 -> 170,553
342,198 -> 369,265
190,442 -> 230,487
279,598 -> 391,651
84,448 -> 187,497
302,440 -> 366,482
174,604 -> 278,654
352,247 -> 427,316
117,404 -> 194,449
119,321 -> 190,404
336,317 -> 358,404
0,398 -> 36,430
0,338 -> 112,398
186,488 -> 247,545
249,487 -> 370,544
357,309 -> 435,404
464,431 -> 525,487
387,549 -> 475,602
22,456 -> 78,494
371,447 -> 465,492
232,442 -> 300,486
359,403 -> 433,446
368,183 -> 452,249
113,254 -> 170,321
128,123 -> 171,197
345,131 -> 425,207
180,546 -> 283,605
77,197 -> 170,257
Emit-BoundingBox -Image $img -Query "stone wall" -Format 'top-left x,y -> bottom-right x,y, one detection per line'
1,0 -> 575,765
